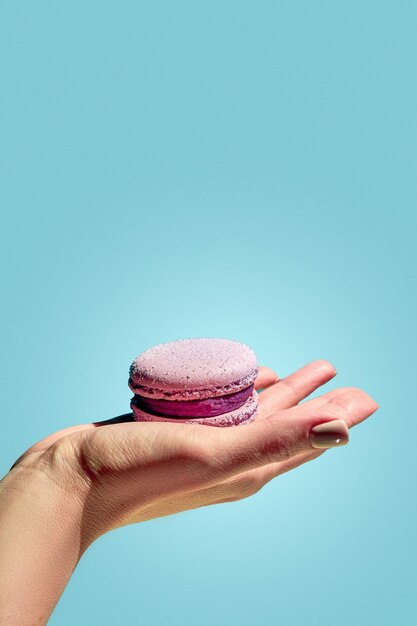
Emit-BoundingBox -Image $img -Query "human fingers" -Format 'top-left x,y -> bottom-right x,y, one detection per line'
259,386 -> 377,426
299,387 -> 380,428
258,360 -> 337,417
210,389 -> 379,502
254,366 -> 280,390
209,388 -> 378,477
212,389 -> 378,498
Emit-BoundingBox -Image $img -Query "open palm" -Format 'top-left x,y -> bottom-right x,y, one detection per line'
12,360 -> 378,546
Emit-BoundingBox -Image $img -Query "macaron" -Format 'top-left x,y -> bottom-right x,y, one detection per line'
129,338 -> 259,426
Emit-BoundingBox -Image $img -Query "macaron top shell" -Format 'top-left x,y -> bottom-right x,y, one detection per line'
129,338 -> 258,400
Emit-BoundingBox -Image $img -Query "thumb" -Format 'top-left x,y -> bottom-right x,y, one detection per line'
214,388 -> 379,474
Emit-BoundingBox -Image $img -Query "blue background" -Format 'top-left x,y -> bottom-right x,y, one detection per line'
1,1 -> 416,624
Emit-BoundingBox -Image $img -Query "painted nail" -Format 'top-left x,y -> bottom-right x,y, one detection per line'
309,419 -> 349,449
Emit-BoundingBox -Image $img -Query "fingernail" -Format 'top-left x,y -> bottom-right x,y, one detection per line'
309,419 -> 349,449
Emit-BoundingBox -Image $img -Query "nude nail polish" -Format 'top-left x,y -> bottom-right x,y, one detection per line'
309,419 -> 349,449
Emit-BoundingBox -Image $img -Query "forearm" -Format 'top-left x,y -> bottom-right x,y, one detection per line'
0,462 -> 89,626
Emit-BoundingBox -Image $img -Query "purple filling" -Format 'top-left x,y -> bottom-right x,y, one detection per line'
132,384 -> 254,419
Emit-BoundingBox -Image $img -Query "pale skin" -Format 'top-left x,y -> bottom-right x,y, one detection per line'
0,360 -> 379,625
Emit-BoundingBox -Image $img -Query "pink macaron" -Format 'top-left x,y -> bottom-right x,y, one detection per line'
129,338 -> 259,426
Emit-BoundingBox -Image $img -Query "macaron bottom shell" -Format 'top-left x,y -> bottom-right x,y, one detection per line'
131,390 -> 258,427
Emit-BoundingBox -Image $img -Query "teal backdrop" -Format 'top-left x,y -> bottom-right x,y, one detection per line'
1,2 -> 416,625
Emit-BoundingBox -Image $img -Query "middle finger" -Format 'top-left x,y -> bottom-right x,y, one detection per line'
257,359 -> 337,418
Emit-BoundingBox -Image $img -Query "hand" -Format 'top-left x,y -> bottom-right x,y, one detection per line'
1,360 -> 378,625
9,359 -> 379,542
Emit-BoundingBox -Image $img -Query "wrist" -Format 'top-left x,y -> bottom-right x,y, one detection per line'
6,448 -> 93,541
0,453 -> 93,625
